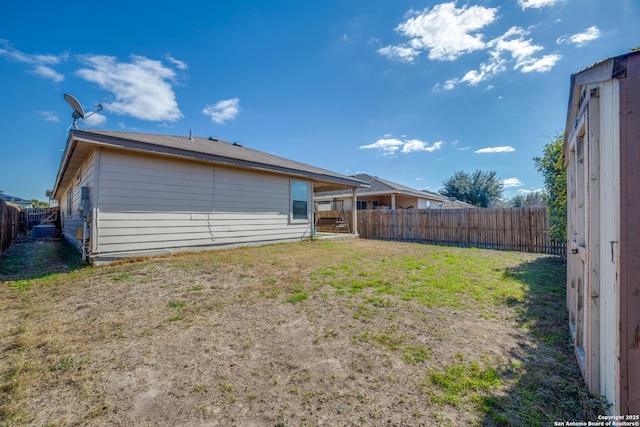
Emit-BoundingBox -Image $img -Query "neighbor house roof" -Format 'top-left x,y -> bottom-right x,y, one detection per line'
315,173 -> 450,202
0,194 -> 33,208
52,130 -> 369,199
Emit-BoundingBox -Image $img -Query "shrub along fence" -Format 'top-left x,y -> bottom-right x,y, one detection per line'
0,199 -> 21,254
316,206 -> 566,256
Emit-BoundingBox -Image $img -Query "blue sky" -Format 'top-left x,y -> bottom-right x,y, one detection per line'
1,0 -> 638,201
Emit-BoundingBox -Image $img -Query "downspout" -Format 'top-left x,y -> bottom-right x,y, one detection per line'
82,220 -> 90,262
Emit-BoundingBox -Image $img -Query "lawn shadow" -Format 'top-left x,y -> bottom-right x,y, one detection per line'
0,237 -> 88,281
479,256 -> 608,426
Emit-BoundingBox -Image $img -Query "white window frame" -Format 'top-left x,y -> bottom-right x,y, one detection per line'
290,179 -> 310,223
66,187 -> 73,216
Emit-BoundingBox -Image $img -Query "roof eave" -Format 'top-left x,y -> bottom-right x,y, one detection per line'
52,131 -> 77,199
53,130 -> 369,197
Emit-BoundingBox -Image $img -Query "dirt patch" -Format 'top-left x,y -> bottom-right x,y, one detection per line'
0,238 -> 594,426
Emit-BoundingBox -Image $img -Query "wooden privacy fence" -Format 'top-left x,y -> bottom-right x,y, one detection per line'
0,199 -> 21,254
317,207 -> 566,256
20,207 -> 59,231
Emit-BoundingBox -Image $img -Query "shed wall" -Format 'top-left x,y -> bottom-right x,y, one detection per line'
618,53 -> 640,415
567,78 -> 621,413
597,79 -> 620,410
566,52 -> 640,415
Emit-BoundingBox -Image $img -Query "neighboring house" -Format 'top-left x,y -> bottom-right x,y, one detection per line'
564,50 -> 640,415
314,173 -> 476,211
0,194 -> 33,209
52,130 -> 368,264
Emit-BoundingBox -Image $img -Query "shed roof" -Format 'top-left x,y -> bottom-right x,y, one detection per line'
565,50 -> 640,149
52,130 -> 368,198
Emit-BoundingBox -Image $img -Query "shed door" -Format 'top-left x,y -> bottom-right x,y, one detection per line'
567,87 -> 601,394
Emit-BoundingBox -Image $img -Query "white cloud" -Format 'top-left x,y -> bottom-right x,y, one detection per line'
83,112 -> 107,127
360,137 -> 443,156
34,53 -> 67,64
203,98 -> 241,124
503,177 -> 523,188
359,138 -> 404,155
449,26 -> 560,87
76,54 -> 183,122
377,45 -> 420,63
0,41 -> 67,82
382,6 -> 561,89
459,57 -> 507,86
165,54 -> 188,70
393,2 -> 498,61
31,65 -> 64,82
518,0 -> 562,9
557,26 -> 601,47
402,139 -> 443,153
518,187 -> 543,194
36,111 -> 59,122
474,146 -> 515,153
518,54 -> 561,73
489,27 -> 543,69
433,78 -> 459,91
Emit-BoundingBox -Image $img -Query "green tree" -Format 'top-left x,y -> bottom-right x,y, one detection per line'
31,199 -> 49,208
511,194 -> 526,207
510,191 -> 545,208
533,133 -> 567,241
439,170 -> 503,207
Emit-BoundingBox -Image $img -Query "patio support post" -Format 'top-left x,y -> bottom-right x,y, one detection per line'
351,189 -> 358,235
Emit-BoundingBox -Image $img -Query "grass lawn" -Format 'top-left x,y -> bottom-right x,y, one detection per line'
0,238 -> 606,426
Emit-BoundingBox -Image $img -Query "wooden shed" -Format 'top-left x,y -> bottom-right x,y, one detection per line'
564,50 -> 640,415
52,130 -> 368,264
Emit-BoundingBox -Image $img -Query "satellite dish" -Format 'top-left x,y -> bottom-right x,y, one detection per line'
63,93 -> 102,129
64,93 -> 85,119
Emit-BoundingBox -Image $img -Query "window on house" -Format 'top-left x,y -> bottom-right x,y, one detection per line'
357,200 -> 367,210
66,187 -> 73,216
291,179 -> 309,221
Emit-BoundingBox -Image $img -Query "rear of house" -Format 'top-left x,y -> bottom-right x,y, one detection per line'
564,50 -> 640,415
53,130 -> 367,264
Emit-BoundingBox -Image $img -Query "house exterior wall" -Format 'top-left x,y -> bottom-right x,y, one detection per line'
89,149 -> 312,262
59,150 -> 96,254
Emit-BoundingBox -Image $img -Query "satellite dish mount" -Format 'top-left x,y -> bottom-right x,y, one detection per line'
64,93 -> 103,129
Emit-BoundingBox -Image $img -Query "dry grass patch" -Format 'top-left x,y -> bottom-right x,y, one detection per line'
0,238 -> 605,426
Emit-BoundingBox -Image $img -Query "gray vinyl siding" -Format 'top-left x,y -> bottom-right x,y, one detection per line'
60,151 -> 95,249
94,150 -> 311,256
